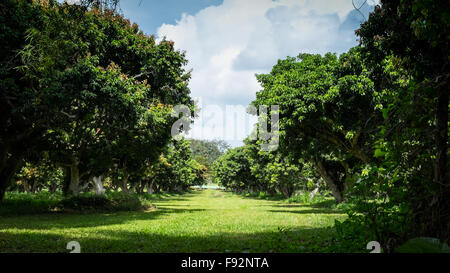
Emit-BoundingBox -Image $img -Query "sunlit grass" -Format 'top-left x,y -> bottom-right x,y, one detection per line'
0,190 -> 347,253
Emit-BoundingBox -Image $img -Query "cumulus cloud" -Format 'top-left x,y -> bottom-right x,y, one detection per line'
156,0 -> 375,145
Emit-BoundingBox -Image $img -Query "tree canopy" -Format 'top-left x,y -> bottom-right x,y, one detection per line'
0,0 -> 199,200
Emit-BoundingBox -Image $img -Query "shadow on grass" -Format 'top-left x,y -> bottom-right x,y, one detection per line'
268,209 -> 343,215
229,192 -> 340,210
221,191 -> 286,201
270,200 -> 339,209
139,191 -> 198,202
271,204 -> 309,208
0,225 -> 350,253
0,207 -> 207,230
308,200 -> 337,209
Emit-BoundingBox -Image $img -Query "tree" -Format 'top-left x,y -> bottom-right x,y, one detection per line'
244,138 -> 307,197
14,157 -> 63,194
0,0 -> 193,200
0,0 -> 47,201
190,139 -> 230,164
251,47 -> 384,202
213,146 -> 255,193
189,139 -> 230,180
146,138 -> 207,193
356,0 -> 449,244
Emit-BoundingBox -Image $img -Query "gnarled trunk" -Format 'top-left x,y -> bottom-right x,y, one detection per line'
278,185 -> 293,198
146,180 -> 154,194
0,152 -> 22,202
68,163 -> 81,195
313,159 -> 345,203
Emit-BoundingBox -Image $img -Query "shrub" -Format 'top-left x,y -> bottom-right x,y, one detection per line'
0,191 -> 63,215
59,192 -> 147,212
0,191 -> 153,215
286,192 -> 332,206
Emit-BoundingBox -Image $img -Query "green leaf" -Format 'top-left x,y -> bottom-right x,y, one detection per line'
374,149 -> 386,157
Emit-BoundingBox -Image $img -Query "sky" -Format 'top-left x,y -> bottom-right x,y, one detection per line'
67,0 -> 378,147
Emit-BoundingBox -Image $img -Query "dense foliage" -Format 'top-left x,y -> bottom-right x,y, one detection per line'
346,0 -> 450,250
213,1 -> 449,251
189,139 -> 230,180
0,0 -> 447,253
213,139 -> 320,198
0,0 -> 205,201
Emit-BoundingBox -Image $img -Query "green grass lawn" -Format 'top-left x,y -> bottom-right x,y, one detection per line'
0,189 -> 347,253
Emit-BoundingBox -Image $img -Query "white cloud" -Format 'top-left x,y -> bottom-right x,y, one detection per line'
157,0 -> 373,146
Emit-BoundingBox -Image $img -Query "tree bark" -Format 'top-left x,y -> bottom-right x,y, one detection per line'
146,180 -> 154,194
278,185 -> 293,198
0,152 -> 22,202
68,163 -> 81,195
120,171 -> 129,193
313,159 -> 345,203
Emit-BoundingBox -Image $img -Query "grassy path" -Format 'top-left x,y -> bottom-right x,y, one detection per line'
0,190 -> 346,253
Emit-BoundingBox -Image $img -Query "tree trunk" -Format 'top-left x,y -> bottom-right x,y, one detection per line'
146,181 -> 154,194
23,180 -> 31,193
0,153 -> 22,202
174,185 -> 182,192
313,159 -> 344,203
135,182 -> 143,194
278,185 -> 292,198
49,183 -> 58,194
267,187 -> 277,196
31,179 -> 38,193
68,163 -> 81,195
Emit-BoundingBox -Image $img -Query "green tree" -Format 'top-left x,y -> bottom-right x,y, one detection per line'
354,0 -> 449,245
147,138 -> 207,193
0,0 -> 47,202
213,146 -> 255,193
189,139 -> 230,180
0,0 -> 193,200
251,47 -> 384,202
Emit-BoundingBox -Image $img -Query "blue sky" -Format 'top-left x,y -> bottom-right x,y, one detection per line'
118,0 -> 223,35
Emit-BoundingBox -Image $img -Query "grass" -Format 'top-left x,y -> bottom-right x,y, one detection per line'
0,189 -> 350,253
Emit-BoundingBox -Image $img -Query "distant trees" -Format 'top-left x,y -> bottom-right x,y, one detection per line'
213,145 -> 254,193
139,138 -> 206,194
190,139 -> 230,164
0,0 -> 201,201
213,139 -> 314,198
189,139 -> 230,179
